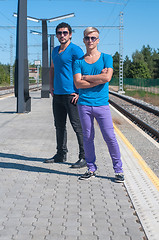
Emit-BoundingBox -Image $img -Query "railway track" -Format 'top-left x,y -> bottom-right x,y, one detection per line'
0,84 -> 41,97
109,91 -> 159,142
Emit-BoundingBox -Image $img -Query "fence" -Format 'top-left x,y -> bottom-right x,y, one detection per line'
110,78 -> 159,94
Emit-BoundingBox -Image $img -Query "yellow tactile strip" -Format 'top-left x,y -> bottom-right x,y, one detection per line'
113,123 -> 159,240
113,123 -> 159,192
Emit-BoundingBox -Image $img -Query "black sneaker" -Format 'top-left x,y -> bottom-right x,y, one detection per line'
79,171 -> 96,180
115,173 -> 124,182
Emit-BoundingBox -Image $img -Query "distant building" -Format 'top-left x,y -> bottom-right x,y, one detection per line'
29,68 -> 38,81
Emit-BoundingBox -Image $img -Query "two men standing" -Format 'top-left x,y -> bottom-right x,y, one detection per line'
44,22 -> 124,182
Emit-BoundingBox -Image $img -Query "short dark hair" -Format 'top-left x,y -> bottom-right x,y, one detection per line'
56,22 -> 72,34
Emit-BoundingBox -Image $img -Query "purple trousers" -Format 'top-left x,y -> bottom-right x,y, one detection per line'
77,105 -> 123,173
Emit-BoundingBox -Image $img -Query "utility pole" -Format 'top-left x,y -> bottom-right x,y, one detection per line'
50,34 -> 55,67
41,19 -> 49,98
118,12 -> 125,94
37,65 -> 40,87
15,0 -> 31,113
10,35 -> 13,86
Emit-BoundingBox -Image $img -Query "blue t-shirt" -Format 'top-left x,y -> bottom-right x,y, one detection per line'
52,42 -> 84,94
73,53 -> 113,106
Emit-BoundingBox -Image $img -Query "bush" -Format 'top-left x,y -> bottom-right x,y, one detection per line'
0,64 -> 10,85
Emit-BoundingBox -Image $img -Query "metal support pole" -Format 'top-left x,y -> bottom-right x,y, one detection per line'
41,19 -> 49,98
50,35 -> 54,67
118,12 -> 125,94
37,65 -> 40,88
10,35 -> 13,86
15,0 -> 31,112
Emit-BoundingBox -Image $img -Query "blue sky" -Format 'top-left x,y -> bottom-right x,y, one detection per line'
0,0 -> 158,65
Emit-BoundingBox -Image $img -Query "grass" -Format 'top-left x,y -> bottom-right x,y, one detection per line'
124,89 -> 159,107
109,85 -> 159,107
0,83 -> 10,87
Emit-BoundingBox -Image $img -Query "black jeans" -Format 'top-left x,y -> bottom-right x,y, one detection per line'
53,94 -> 85,159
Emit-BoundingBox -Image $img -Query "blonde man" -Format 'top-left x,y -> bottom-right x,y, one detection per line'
73,27 -> 124,181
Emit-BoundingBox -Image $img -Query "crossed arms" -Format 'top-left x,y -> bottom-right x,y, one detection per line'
73,68 -> 113,89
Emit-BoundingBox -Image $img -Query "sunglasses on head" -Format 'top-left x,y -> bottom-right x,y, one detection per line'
84,36 -> 98,42
57,31 -> 69,36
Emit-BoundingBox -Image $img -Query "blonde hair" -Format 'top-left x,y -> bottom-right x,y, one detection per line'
84,27 -> 99,36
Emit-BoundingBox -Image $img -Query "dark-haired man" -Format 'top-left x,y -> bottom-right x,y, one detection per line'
44,22 -> 86,168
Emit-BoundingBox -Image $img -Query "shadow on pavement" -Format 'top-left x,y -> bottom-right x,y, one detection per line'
0,111 -> 16,114
96,175 -> 117,183
0,152 -> 115,181
0,152 -> 45,162
0,161 -> 81,176
0,152 -> 75,166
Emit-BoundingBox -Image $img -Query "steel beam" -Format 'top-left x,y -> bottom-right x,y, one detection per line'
50,35 -> 54,67
41,20 -> 49,98
15,0 -> 31,112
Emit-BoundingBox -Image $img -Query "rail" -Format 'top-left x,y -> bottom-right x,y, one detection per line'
109,91 -> 159,142
0,84 -> 41,97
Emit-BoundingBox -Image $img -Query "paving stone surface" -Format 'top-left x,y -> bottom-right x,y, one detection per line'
0,92 -> 146,239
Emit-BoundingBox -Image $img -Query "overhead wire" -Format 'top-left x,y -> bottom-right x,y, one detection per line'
0,10 -> 16,36
0,7 -> 17,65
99,0 -> 130,52
0,0 -> 130,64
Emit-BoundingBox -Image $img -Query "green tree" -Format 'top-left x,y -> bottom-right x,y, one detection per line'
130,49 -> 151,79
129,61 -> 151,79
152,49 -> 159,79
0,64 -> 10,85
132,50 -> 145,63
112,51 -> 119,78
123,55 -> 132,78
141,45 -> 154,77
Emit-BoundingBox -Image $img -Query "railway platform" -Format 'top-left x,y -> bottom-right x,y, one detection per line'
0,90 -> 159,240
